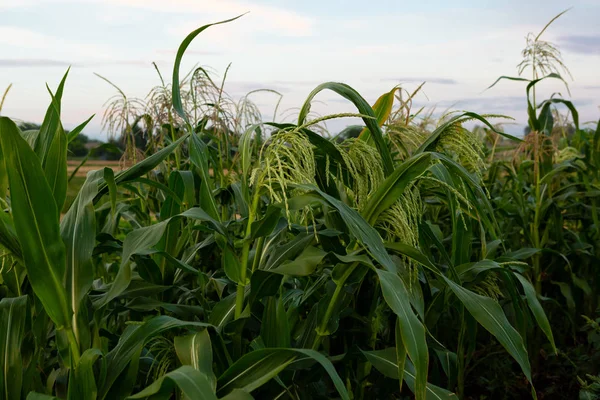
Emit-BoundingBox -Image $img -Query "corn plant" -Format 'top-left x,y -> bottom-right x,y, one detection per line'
0,14 -> 583,400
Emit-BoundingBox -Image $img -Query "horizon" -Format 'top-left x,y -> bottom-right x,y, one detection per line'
1,0 -> 599,140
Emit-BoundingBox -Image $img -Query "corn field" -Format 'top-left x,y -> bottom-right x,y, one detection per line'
0,13 -> 598,400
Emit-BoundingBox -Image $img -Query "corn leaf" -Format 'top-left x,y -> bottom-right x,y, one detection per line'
0,295 -> 28,400
0,117 -> 71,328
216,348 -> 349,400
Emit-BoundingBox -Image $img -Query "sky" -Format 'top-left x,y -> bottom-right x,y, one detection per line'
0,0 -> 599,140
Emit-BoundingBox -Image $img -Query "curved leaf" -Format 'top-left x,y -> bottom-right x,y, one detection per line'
377,270 -> 428,400
128,366 -> 217,400
442,276 -> 532,384
298,82 -> 394,175
216,348 -> 349,400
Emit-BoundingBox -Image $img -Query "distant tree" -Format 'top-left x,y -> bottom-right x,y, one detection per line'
68,133 -> 89,157
18,122 -> 40,131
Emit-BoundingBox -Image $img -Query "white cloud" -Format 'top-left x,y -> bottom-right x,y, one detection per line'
107,0 -> 313,37
0,26 -> 114,59
1,0 -> 313,37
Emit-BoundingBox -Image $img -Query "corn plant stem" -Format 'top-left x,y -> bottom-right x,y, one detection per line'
65,327 -> 81,365
311,260 -> 361,350
531,132 -> 543,371
235,191 -> 261,319
456,307 -> 467,400
357,279 -> 381,399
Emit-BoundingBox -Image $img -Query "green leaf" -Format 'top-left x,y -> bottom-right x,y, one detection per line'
99,316 -> 212,399
416,112 -> 521,153
35,69 -> 69,165
358,86 -> 399,142
172,15 -> 245,122
219,239 -> 243,284
209,292 -> 237,328
27,393 -> 59,400
360,348 -> 458,400
96,207 -> 224,306
248,270 -> 283,307
442,276 -> 532,384
260,297 -> 291,348
238,124 -> 262,203
551,281 -> 576,312
103,168 -> 117,216
377,270 -> 428,400
190,133 -> 220,220
0,295 -> 28,400
0,209 -> 21,261
514,274 -> 556,354
66,114 -> 95,143
395,317 -> 407,393
61,169 -> 104,347
0,117 -> 70,328
221,390 -> 255,400
486,75 -> 530,91
217,348 -> 349,400
249,205 -> 281,240
68,348 -> 103,400
263,233 -> 314,271
95,134 -> 190,201
175,330 -> 217,391
298,82 -> 394,175
44,122 -> 68,213
297,184 -> 396,272
128,366 -> 217,400
362,152 -> 433,224
270,246 -> 327,276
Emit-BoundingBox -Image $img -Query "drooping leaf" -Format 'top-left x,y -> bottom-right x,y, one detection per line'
298,82 -> 394,175
128,366 -> 217,400
377,270 -> 428,400
514,273 -> 557,354
172,15 -> 245,122
442,276 -> 532,384
216,348 -> 349,400
360,348 -> 458,400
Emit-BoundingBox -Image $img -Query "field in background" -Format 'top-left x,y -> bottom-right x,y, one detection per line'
65,159 -> 122,212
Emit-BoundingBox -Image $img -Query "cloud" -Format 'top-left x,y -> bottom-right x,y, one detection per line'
0,58 -> 153,68
225,81 -> 290,94
411,96 -> 526,113
0,26 -> 114,59
270,80 -> 323,87
106,0 -> 314,38
417,96 -> 597,115
382,77 -> 459,85
559,35 -> 600,55
0,59 -> 72,67
155,49 -> 223,56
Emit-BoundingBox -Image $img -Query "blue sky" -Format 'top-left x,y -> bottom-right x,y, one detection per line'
1,0 -> 599,139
